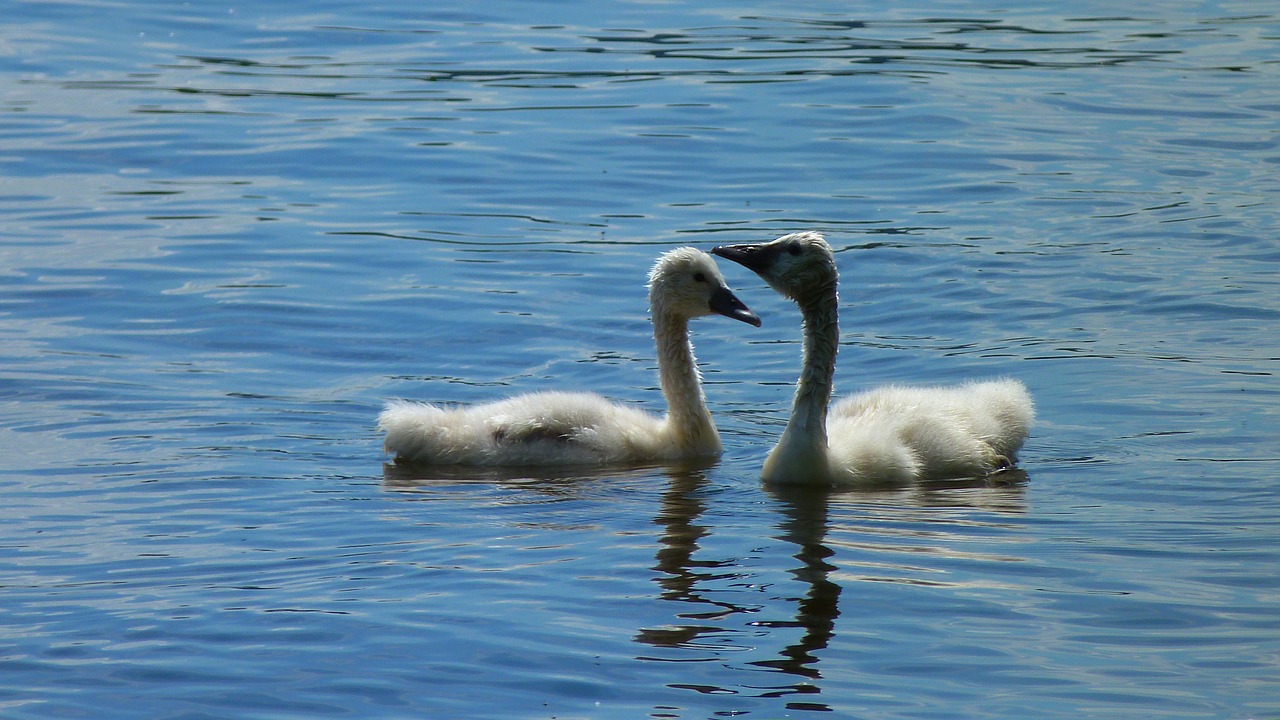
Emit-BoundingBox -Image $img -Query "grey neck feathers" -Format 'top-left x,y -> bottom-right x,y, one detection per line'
653,313 -> 715,441
789,280 -> 839,439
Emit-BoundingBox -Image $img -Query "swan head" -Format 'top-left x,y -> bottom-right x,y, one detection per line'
711,231 -> 836,304
648,247 -> 762,327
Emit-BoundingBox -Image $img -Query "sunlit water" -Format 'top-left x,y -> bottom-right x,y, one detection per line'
2,1 -> 1278,718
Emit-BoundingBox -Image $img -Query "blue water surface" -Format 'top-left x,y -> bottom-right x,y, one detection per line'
2,1 -> 1278,718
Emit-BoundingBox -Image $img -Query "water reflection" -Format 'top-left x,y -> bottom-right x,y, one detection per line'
750,484 -> 842,682
637,471 -> 1028,709
860,470 -> 1031,512
381,456 -> 717,489
383,460 -> 1030,710
638,468 -> 757,650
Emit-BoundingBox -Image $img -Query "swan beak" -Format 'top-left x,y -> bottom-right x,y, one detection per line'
709,285 -> 762,327
712,243 -> 780,274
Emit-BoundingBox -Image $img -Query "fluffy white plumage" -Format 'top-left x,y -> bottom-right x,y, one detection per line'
714,231 -> 1034,485
378,247 -> 760,466
824,379 -> 1035,484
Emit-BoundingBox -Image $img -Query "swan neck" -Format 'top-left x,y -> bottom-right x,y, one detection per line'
653,312 -> 716,443
791,286 -> 839,439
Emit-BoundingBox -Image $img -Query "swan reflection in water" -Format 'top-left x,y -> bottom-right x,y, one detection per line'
637,469 -> 1029,710
382,461 -> 1029,712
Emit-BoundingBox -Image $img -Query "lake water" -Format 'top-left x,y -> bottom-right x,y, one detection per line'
2,1 -> 1278,718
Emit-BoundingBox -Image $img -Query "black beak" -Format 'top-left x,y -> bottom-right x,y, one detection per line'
711,243 -> 780,275
709,285 -> 762,327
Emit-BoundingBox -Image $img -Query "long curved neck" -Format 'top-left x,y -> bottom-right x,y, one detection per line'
653,312 -> 718,450
763,279 -> 839,483
790,283 -> 839,439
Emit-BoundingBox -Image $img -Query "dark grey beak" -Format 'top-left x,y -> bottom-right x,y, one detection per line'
712,243 -> 781,275
709,285 -> 761,327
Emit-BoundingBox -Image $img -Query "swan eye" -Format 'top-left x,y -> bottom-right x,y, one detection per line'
786,243 -> 802,256
693,272 -> 707,283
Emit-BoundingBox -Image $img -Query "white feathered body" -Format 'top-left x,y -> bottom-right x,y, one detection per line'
824,379 -> 1034,484
379,391 -> 707,466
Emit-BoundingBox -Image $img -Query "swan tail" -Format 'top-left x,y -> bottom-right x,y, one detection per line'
378,400 -> 490,464
974,378 -> 1035,459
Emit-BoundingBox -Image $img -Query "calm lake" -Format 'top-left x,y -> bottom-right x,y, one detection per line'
2,1 -> 1278,718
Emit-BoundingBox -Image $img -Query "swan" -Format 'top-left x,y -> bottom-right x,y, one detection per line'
379,247 -> 761,466
713,231 -> 1034,485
